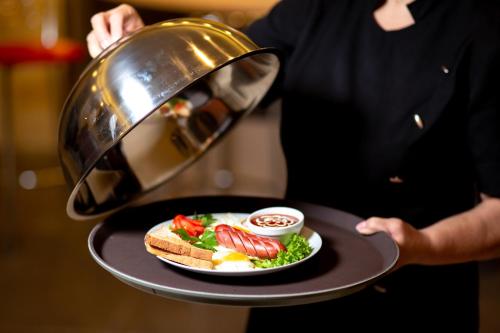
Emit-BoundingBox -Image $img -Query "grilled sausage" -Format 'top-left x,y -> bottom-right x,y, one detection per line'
228,230 -> 247,253
236,232 -> 258,257
215,224 -> 285,259
248,237 -> 271,258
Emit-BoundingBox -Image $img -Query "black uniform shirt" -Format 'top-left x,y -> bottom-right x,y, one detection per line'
246,2 -> 500,329
248,0 -> 500,228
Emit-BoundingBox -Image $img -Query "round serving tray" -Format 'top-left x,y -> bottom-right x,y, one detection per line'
89,196 -> 399,307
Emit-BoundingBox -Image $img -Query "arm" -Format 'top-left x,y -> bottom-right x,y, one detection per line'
245,0 -> 318,107
356,195 -> 500,268
86,0 -> 309,59
358,8 -> 500,269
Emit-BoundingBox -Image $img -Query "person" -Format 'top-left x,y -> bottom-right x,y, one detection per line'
87,1 -> 500,332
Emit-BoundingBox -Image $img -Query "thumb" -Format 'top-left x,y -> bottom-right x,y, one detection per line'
356,217 -> 391,235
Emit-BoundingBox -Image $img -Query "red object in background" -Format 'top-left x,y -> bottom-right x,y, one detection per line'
0,38 -> 85,245
0,39 -> 85,66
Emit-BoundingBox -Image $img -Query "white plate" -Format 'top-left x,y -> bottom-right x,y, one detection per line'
146,213 -> 322,276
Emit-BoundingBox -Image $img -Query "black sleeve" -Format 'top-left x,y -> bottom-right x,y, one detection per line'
245,0 -> 318,106
467,14 -> 500,198
246,0 -> 314,55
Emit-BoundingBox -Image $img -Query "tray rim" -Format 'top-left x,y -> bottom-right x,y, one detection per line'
88,196 -> 399,306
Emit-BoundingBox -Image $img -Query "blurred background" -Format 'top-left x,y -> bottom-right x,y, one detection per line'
0,0 -> 498,332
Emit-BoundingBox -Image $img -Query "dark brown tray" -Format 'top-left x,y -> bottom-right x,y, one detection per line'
89,196 -> 398,307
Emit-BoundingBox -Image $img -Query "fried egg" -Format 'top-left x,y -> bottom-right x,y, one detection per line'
212,246 -> 255,271
212,213 -> 247,229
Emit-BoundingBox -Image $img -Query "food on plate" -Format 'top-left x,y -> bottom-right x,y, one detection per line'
252,233 -> 313,268
215,224 -> 285,259
144,225 -> 214,269
145,212 -> 313,271
246,207 -> 305,237
212,247 -> 255,271
145,243 -> 213,270
171,214 -> 205,237
145,225 -> 213,260
250,214 -> 300,228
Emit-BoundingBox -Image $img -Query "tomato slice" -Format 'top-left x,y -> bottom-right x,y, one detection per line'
188,218 -> 203,226
172,215 -> 183,229
171,214 -> 205,237
180,219 -> 197,236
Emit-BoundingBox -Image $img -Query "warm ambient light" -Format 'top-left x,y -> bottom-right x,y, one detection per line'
190,43 -> 215,68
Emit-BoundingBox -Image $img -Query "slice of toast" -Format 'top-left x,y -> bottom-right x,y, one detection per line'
144,225 -> 213,261
145,243 -> 214,270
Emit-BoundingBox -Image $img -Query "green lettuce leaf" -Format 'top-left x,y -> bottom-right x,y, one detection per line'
199,213 -> 217,227
174,228 -> 218,252
173,229 -> 199,242
193,230 -> 218,251
252,233 -> 312,268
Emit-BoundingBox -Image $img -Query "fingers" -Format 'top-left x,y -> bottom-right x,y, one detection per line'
356,217 -> 431,268
356,217 -> 386,235
120,4 -> 145,33
109,10 -> 125,43
87,5 -> 144,58
90,12 -> 112,50
107,4 -> 143,41
356,217 -> 403,237
86,31 -> 102,58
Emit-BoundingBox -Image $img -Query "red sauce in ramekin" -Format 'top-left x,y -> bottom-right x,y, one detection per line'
250,214 -> 299,228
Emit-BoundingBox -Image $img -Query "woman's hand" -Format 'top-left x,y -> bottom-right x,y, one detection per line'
356,217 -> 432,269
87,4 -> 144,58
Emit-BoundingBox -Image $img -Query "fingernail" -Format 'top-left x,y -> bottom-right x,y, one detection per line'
356,221 -> 366,231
